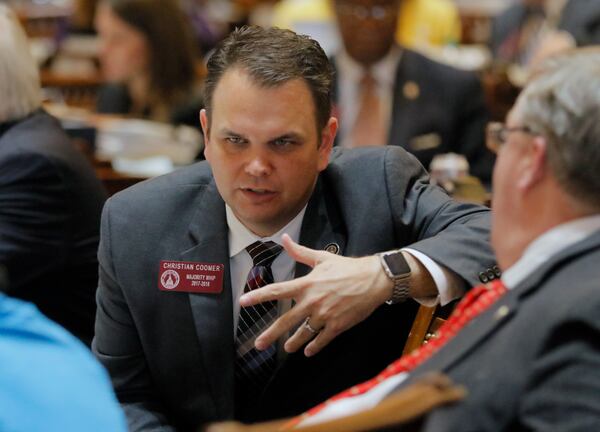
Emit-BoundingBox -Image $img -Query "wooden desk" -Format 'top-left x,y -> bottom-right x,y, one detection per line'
41,70 -> 103,109
93,161 -> 147,196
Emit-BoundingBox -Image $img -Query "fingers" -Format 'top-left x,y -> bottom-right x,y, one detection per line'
304,328 -> 338,357
239,279 -> 297,307
282,319 -> 340,357
282,317 -> 325,354
254,306 -> 307,351
240,234 -> 331,307
281,233 -> 328,268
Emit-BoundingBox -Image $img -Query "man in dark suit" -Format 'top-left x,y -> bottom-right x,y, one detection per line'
331,0 -> 494,183
277,48 -> 600,431
491,0 -> 600,66
93,25 -> 496,431
0,6 -> 107,345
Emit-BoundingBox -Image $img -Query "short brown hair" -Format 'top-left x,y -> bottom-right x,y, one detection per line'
204,25 -> 334,133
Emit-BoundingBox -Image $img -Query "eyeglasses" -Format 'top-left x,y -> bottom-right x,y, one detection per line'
486,122 -> 536,153
336,3 -> 398,20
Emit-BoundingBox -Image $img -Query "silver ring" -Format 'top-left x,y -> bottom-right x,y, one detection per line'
303,317 -> 320,334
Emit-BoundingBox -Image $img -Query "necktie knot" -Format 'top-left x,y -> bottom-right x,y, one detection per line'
246,240 -> 283,268
360,71 -> 377,90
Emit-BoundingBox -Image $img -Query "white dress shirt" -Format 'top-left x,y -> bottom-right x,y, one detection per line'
300,214 -> 600,427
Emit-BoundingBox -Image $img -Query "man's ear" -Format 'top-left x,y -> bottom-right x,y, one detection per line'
517,135 -> 547,191
317,116 -> 338,171
200,109 -> 211,161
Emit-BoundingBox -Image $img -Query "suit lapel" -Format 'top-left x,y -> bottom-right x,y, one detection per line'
295,178 -> 347,277
180,179 -> 234,418
409,229 -> 600,379
266,178 -> 347,392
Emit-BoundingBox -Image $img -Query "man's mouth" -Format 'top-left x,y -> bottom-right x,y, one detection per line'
242,187 -> 275,194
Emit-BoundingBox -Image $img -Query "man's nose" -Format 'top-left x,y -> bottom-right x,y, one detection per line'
245,153 -> 272,177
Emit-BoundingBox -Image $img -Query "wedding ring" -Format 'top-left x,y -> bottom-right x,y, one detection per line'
303,317 -> 320,335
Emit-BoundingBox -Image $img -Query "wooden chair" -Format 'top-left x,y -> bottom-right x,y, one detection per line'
402,300 -> 458,356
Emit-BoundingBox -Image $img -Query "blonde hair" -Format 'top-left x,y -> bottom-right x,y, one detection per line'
0,5 -> 42,122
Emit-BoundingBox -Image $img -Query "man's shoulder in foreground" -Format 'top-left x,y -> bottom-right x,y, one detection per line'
0,293 -> 127,432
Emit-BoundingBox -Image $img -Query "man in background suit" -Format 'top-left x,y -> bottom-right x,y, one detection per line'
256,48 -> 600,431
93,25 -> 496,431
331,0 -> 495,183
0,5 -> 107,345
491,0 -> 600,67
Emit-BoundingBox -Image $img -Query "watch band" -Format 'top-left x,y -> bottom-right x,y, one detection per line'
378,251 -> 411,305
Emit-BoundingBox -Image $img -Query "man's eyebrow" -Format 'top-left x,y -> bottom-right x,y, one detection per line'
268,132 -> 305,142
217,128 -> 246,138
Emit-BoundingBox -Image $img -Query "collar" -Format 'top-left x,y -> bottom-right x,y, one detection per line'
337,44 -> 402,89
226,205 -> 307,258
502,214 -> 600,289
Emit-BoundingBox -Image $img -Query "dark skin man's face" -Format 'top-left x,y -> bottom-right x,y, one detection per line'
334,0 -> 400,66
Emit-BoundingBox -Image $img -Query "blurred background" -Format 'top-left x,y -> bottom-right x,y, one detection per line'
9,0 -> 597,195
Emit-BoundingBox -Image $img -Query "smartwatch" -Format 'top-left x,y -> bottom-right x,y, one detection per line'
378,250 -> 411,305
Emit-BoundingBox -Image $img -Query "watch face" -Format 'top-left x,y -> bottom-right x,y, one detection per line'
384,252 -> 411,276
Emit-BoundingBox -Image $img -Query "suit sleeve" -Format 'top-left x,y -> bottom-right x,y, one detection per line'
93,198 -> 175,432
0,153 -> 69,294
384,147 -> 495,288
518,315 -> 600,430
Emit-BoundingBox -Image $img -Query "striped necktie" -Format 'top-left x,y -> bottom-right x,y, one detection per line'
235,241 -> 283,401
286,279 -> 508,428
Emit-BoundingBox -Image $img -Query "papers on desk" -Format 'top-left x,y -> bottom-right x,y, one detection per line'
45,104 -> 204,178
96,118 -> 203,176
111,156 -> 174,178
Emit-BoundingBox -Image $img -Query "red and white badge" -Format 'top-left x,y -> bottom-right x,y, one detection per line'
158,260 -> 224,293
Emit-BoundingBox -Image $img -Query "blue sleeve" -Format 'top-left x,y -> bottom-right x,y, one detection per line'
0,293 -> 127,432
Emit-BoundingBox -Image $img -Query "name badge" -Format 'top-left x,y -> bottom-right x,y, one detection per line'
158,260 -> 224,293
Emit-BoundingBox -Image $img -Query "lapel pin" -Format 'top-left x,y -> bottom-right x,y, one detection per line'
403,81 -> 420,100
324,243 -> 340,254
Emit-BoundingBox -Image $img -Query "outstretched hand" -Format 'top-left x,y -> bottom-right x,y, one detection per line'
239,234 -> 393,357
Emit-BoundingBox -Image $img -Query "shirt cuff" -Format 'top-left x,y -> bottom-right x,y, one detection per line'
401,248 -> 465,306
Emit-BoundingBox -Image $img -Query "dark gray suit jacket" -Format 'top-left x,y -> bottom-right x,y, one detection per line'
333,50 -> 494,183
93,146 -> 495,431
0,110 -> 107,345
392,229 -> 600,431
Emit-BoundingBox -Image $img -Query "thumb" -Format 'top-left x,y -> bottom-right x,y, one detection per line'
282,233 -> 327,268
